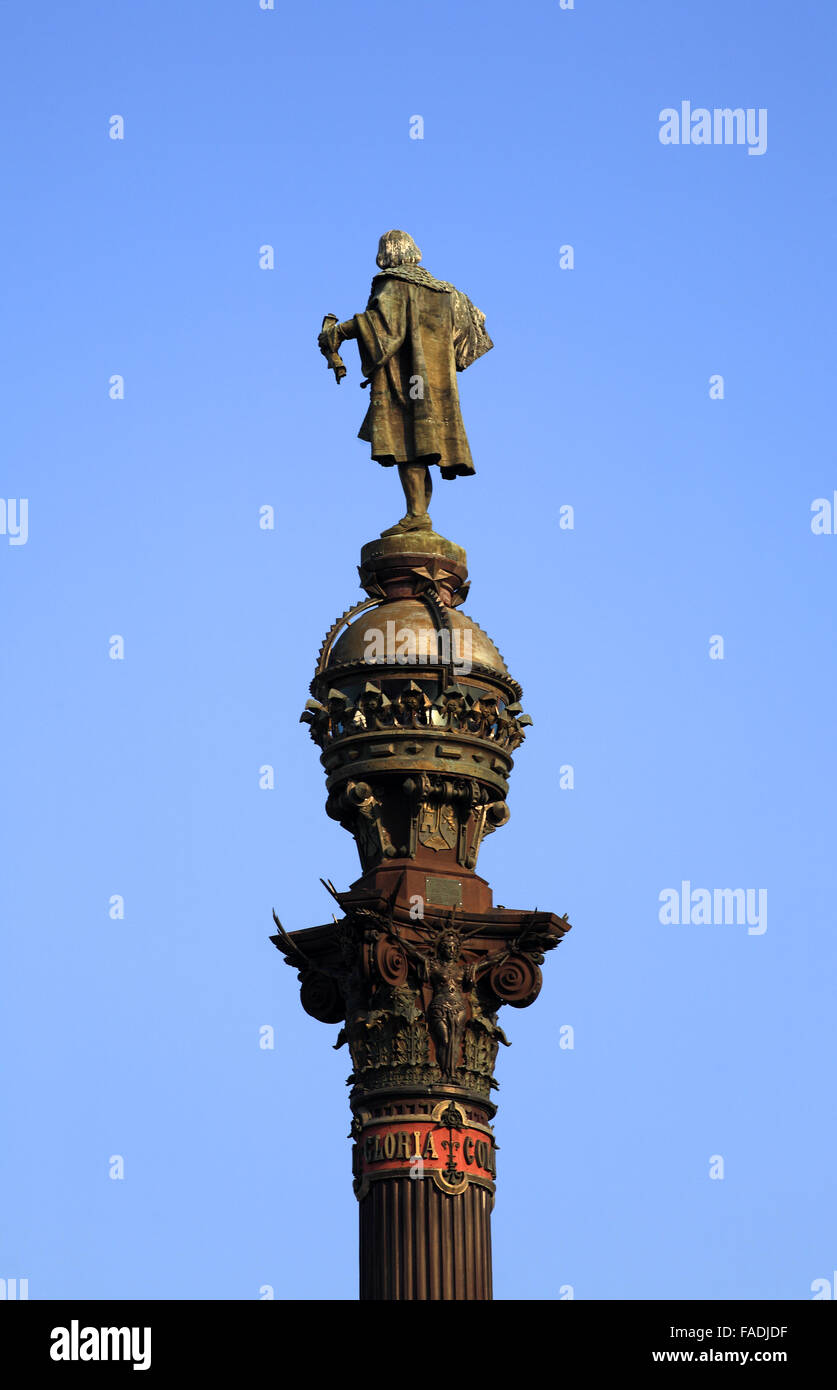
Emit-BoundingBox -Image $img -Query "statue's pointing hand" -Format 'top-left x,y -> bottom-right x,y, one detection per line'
318,312 -> 350,385
318,323 -> 344,354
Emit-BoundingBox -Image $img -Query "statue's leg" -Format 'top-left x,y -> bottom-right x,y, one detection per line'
436,1018 -> 450,1072
398,463 -> 430,517
382,463 -> 432,533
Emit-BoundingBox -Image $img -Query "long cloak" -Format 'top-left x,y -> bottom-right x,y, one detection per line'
350,271 -> 491,479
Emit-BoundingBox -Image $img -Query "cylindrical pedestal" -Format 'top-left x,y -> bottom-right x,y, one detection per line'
359,1177 -> 493,1300
352,1091 -> 497,1301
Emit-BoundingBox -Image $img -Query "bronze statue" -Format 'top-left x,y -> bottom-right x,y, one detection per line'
391,920 -> 516,1079
318,230 -> 493,535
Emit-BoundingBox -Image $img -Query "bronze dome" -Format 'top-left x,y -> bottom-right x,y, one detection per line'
326,598 -> 510,678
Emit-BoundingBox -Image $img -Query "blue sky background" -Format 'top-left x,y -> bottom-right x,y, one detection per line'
2,0 -> 835,1300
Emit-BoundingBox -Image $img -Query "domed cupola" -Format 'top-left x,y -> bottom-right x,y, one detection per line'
301,530 -> 533,906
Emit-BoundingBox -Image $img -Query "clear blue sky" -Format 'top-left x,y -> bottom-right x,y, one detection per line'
2,0 -> 835,1300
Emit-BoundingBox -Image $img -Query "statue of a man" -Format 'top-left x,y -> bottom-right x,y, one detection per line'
318,230 -> 493,535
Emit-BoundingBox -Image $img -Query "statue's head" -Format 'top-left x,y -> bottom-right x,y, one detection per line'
360,682 -> 383,712
442,684 -> 466,715
400,681 -> 424,713
438,931 -> 459,962
376,230 -> 422,270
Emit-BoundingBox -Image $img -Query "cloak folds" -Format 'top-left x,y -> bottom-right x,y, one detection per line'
350,272 -> 492,480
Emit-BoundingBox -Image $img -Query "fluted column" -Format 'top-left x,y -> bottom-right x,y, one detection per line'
359,1177 -> 493,1300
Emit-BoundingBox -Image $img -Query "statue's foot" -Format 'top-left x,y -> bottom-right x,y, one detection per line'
380,513 -> 433,537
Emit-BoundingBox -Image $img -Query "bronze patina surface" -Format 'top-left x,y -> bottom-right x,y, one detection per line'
276,240 -> 572,1300
318,230 -> 492,535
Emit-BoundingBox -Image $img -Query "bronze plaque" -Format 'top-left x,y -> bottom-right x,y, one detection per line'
425,876 -> 462,907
